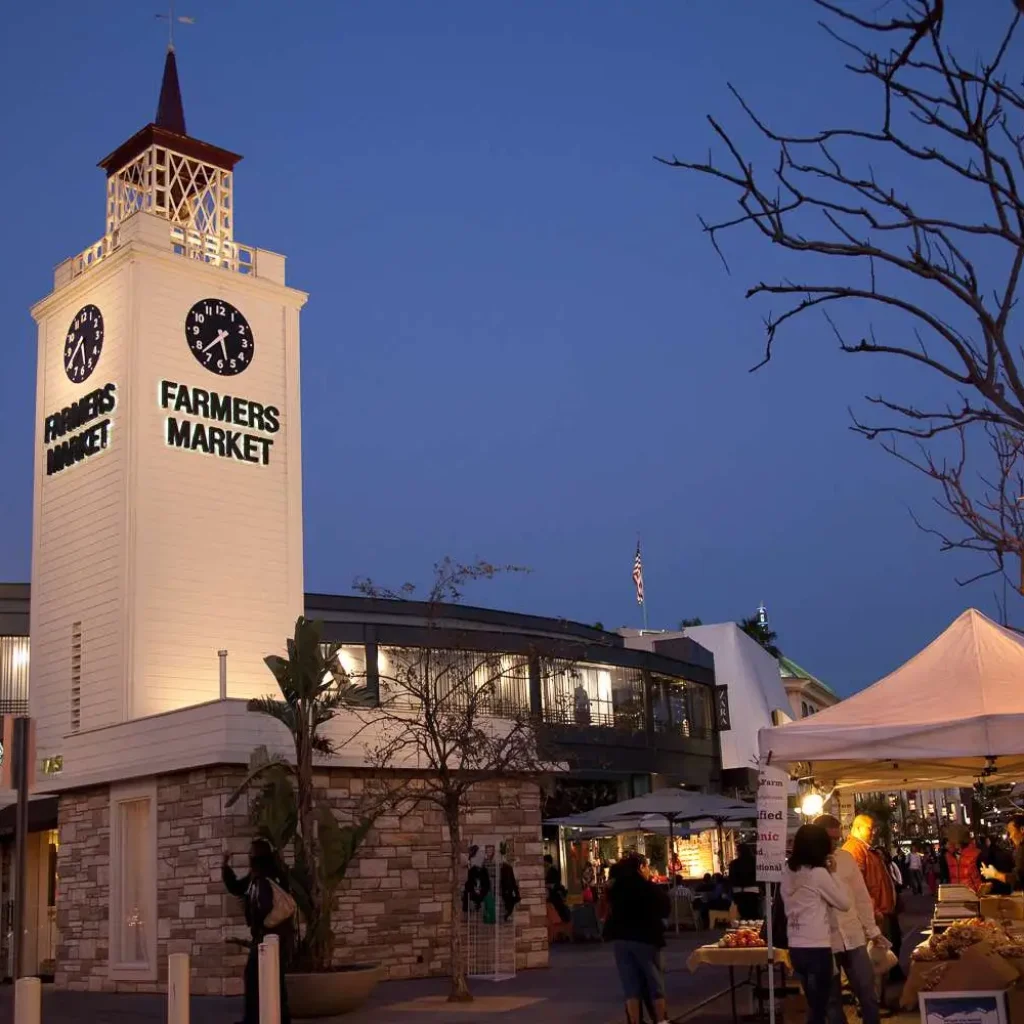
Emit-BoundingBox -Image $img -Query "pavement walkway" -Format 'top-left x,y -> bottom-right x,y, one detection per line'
0,895 -> 935,1024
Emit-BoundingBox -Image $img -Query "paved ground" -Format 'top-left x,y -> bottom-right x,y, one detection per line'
0,896 -> 934,1024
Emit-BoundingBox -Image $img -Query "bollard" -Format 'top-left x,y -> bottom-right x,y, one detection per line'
14,976 -> 41,1024
168,952 -> 190,1024
258,934 -> 281,1024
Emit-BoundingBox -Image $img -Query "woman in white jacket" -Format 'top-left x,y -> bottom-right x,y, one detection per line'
781,824 -> 851,1024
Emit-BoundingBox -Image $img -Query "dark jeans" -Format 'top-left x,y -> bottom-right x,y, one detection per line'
244,938 -> 291,1024
908,869 -> 924,895
828,945 -> 878,1024
734,892 -> 762,921
789,947 -> 834,1024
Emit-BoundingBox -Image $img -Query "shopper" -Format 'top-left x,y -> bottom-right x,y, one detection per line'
944,824 -> 983,893
223,839 -> 293,1024
814,815 -> 886,1024
728,843 -> 762,921
843,815 -> 895,926
604,853 -> 671,1024
544,854 -> 571,923
782,824 -> 851,1024
907,846 -> 924,895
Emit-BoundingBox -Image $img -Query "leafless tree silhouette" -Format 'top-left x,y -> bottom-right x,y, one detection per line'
662,0 -> 1024,589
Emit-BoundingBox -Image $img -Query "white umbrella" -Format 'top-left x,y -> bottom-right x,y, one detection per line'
558,790 -> 756,934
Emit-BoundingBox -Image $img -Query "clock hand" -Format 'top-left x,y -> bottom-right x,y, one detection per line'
202,329 -> 229,354
69,336 -> 84,366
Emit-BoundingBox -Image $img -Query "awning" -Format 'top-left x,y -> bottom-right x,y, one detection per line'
0,797 -> 58,839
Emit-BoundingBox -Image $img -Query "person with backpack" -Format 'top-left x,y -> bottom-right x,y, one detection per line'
223,838 -> 295,1024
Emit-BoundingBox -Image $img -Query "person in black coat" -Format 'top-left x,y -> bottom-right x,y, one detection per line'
223,839 -> 292,1024
604,854 -> 671,1024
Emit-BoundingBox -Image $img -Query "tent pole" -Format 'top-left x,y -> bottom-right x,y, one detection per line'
668,816 -> 679,934
766,883 -> 776,1024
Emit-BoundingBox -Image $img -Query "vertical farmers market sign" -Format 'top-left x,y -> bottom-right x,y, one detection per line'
756,765 -> 789,882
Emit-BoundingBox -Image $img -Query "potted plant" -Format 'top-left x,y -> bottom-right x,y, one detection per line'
229,616 -> 385,1018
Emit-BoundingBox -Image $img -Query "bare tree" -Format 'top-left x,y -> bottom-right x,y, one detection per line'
352,558 -> 559,1003
661,0 -> 1024,589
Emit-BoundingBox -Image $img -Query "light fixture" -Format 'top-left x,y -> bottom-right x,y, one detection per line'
800,791 -> 825,818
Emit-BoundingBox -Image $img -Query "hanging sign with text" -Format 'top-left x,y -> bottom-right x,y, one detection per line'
756,765 -> 790,882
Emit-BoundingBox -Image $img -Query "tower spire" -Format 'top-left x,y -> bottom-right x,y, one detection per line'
155,46 -> 187,136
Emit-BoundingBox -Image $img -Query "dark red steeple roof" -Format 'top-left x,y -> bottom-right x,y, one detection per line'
155,47 -> 186,135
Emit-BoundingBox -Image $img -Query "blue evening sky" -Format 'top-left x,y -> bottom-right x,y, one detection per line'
0,2 -> 1013,695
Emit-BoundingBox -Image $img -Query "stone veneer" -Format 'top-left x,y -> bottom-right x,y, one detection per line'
54,766 -> 547,993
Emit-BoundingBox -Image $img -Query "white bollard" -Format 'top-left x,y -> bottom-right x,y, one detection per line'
258,934 -> 281,1024
168,952 -> 190,1024
14,977 -> 41,1024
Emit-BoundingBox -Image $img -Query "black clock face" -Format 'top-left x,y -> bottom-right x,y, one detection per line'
185,298 -> 254,376
63,304 -> 104,384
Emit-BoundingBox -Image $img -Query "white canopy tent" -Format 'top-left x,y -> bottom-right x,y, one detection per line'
757,608 -> 1024,791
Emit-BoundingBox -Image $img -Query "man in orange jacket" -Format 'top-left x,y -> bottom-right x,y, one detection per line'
842,814 -> 896,924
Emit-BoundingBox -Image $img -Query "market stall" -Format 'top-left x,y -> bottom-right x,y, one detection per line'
756,608 -> 1024,1020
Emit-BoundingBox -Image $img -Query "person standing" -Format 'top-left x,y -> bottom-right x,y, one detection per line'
815,815 -> 887,1024
907,846 -> 924,895
604,854 -> 671,1024
981,816 -> 1024,892
728,843 -> 762,921
782,824 -> 852,1024
843,815 -> 895,927
223,839 -> 292,1024
943,825 -> 983,892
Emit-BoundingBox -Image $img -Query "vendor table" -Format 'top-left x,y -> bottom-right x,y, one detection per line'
687,945 -> 790,1023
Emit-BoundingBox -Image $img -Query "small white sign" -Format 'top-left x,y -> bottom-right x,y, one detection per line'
756,765 -> 789,882
919,991 -> 1008,1024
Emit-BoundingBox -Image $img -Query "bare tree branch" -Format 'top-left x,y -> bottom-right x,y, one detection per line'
661,0 -> 1024,588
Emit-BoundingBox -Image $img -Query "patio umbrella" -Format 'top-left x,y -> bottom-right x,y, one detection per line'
563,790 -> 757,933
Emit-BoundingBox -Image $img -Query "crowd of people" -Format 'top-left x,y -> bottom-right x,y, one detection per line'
780,812 -> 1024,1024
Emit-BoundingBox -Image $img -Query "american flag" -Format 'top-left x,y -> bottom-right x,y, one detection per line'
632,542 -> 645,606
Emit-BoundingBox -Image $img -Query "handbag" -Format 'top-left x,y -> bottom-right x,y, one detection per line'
264,879 -> 297,929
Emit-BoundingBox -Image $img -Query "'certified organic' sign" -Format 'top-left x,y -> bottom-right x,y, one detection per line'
756,766 -> 789,882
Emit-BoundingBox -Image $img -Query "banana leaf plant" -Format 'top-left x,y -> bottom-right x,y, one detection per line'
227,616 -> 376,973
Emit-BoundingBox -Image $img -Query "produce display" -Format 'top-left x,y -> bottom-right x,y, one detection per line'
719,928 -> 766,949
911,918 -> 1024,962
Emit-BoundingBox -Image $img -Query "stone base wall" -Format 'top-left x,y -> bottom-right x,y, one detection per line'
54,766 -> 547,993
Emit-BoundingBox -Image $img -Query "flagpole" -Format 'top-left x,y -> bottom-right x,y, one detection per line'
634,535 -> 648,631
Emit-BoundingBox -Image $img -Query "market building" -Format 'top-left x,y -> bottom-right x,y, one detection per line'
0,51 -> 724,991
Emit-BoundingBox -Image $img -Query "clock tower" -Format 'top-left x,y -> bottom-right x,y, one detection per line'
29,48 -> 306,770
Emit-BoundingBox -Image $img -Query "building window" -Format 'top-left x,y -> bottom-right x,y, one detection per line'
541,661 -> 645,730
651,675 -> 714,739
0,636 -> 29,715
109,783 -> 157,980
801,701 -> 809,718
377,647 -> 530,717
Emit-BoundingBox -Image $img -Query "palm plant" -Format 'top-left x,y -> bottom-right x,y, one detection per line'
228,616 -> 376,972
